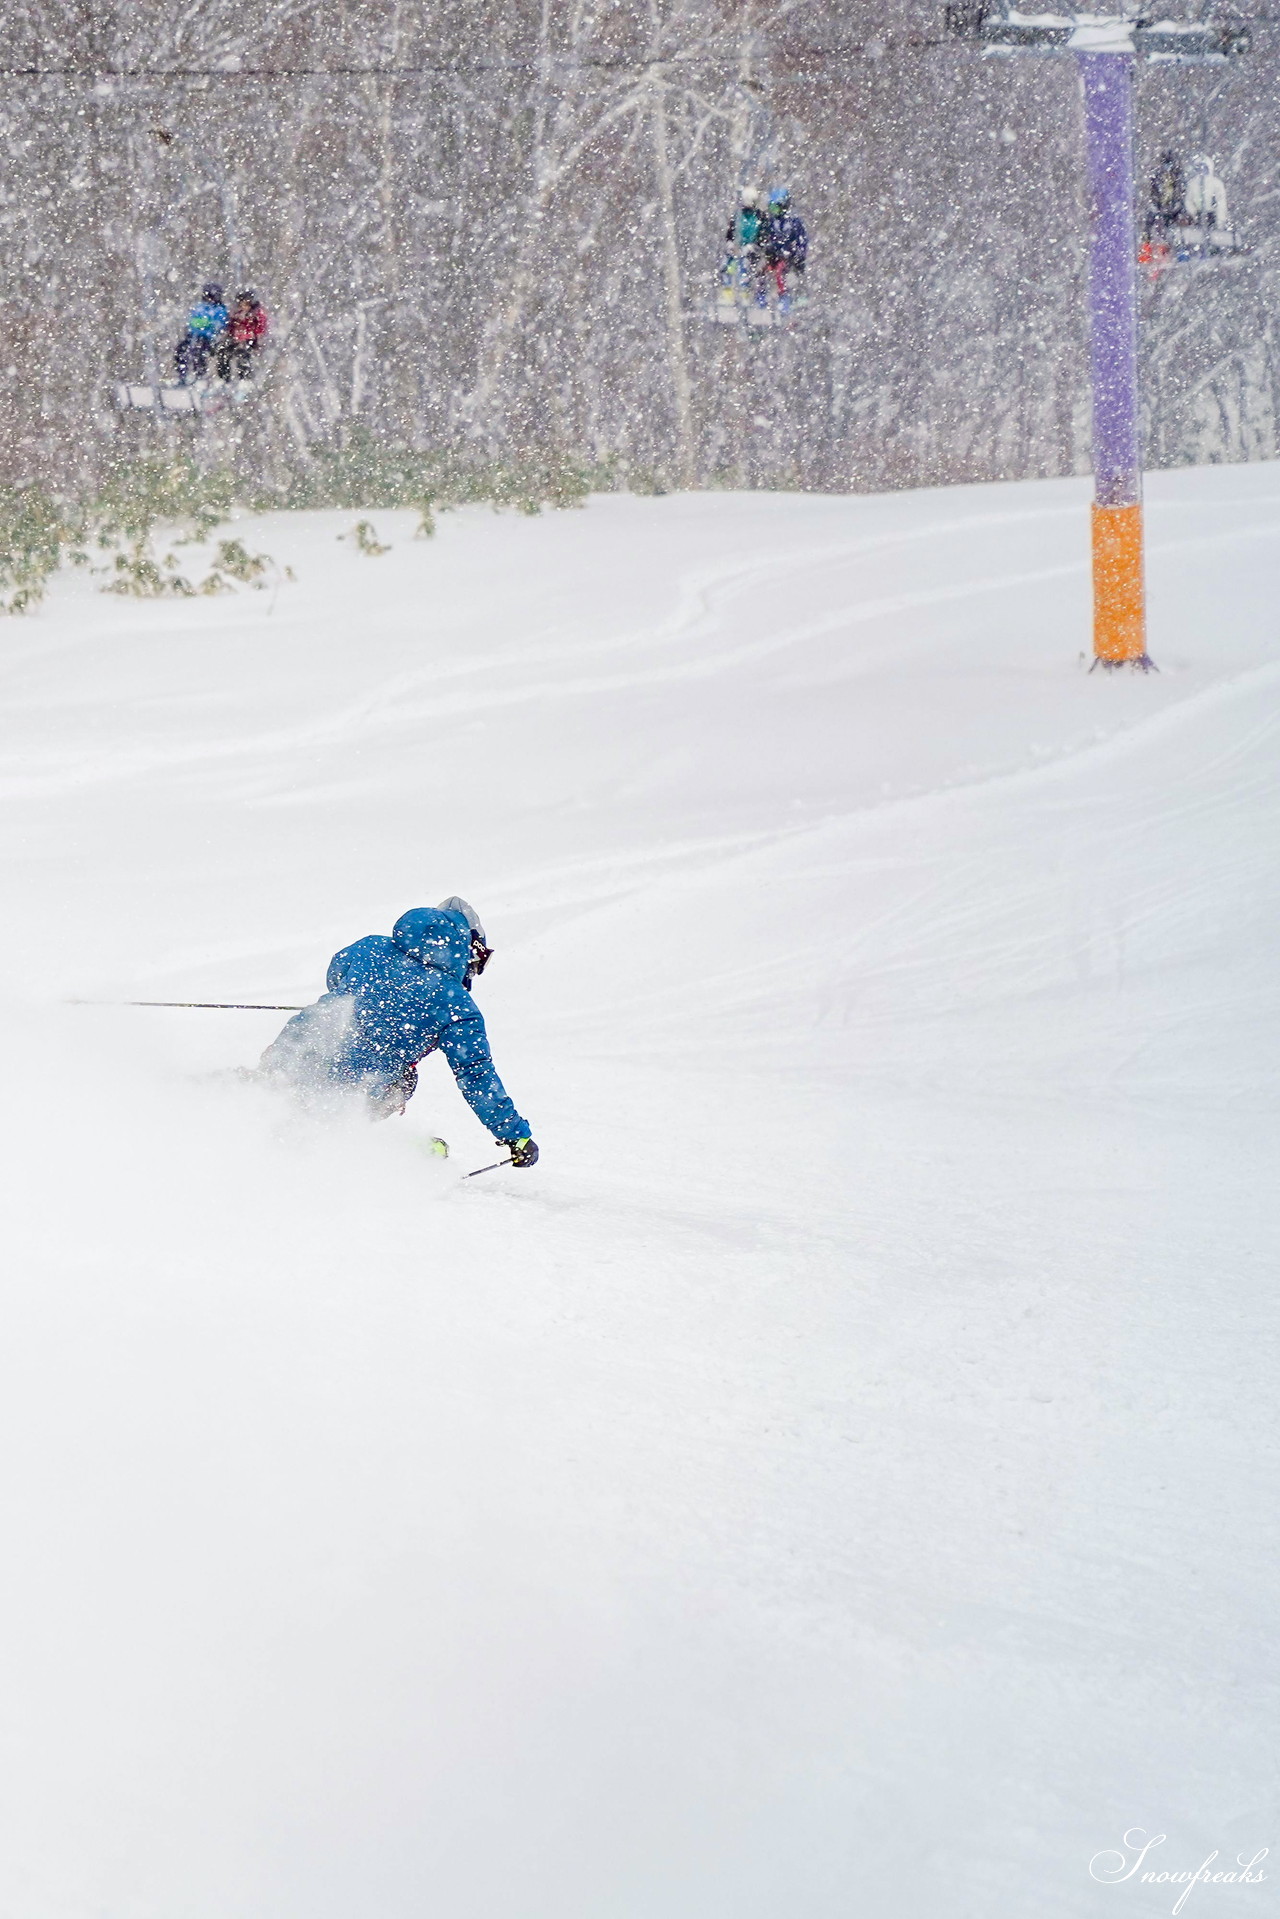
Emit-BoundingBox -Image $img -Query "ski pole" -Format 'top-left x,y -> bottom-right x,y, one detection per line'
69,1000 -> 306,1011
466,1156 -> 513,1179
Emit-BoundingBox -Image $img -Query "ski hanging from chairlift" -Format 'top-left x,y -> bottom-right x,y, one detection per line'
710,184 -> 810,330
1138,151 -> 1248,275
115,281 -> 271,415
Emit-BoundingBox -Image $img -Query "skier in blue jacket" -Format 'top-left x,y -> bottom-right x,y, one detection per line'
175,283 -> 228,383
760,189 -> 808,310
256,897 -> 538,1164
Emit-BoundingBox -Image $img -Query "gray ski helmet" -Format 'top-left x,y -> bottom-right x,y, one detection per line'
203,283 -> 224,301
438,896 -> 493,977
438,895 -> 486,943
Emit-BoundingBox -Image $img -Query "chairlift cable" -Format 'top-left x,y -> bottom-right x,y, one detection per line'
0,42 -> 952,83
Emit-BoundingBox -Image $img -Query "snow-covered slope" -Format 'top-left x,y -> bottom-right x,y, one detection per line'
1,469 -> 1277,1919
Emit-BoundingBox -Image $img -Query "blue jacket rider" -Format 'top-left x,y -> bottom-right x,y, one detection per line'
257,898 -> 538,1164
186,289 -> 229,341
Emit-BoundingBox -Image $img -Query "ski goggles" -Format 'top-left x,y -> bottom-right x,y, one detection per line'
469,932 -> 494,977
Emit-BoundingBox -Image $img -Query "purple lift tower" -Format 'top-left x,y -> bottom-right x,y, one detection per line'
1080,27 -> 1146,665
944,6 -> 1249,669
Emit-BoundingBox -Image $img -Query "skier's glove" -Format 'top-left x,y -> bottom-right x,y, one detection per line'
505,1137 -> 539,1169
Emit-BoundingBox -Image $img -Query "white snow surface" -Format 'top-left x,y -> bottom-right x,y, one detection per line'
1,469 -> 1277,1917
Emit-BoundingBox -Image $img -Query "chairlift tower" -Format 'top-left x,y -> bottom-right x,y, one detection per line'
944,6 -> 1249,669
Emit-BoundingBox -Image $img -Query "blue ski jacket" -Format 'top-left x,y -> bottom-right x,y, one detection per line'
186,298 -> 228,340
259,906 -> 531,1139
763,212 -> 808,268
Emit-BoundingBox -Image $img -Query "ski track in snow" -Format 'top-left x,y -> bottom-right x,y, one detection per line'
0,469 -> 1278,1919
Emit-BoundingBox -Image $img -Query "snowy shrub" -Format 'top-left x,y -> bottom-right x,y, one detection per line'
0,439 -> 593,614
84,457 -> 244,601
91,456 -> 235,546
339,520 -> 391,557
209,539 -> 272,584
82,460 -> 286,602
259,430 -> 592,519
0,485 -> 69,614
625,469 -> 671,497
101,543 -> 197,599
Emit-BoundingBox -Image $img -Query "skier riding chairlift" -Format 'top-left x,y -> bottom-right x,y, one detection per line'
713,188 -> 767,320
760,187 -> 808,317
1184,153 -> 1231,235
214,289 -> 269,383
1138,152 -> 1245,272
711,185 -> 809,329
1143,149 -> 1185,244
175,283 -> 228,384
114,280 -> 270,415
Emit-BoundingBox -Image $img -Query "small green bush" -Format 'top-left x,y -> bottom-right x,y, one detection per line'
102,541 -> 196,598
340,519 -> 391,557
91,454 -> 235,545
210,538 -> 270,583
626,468 -> 671,497
0,485 -> 71,613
